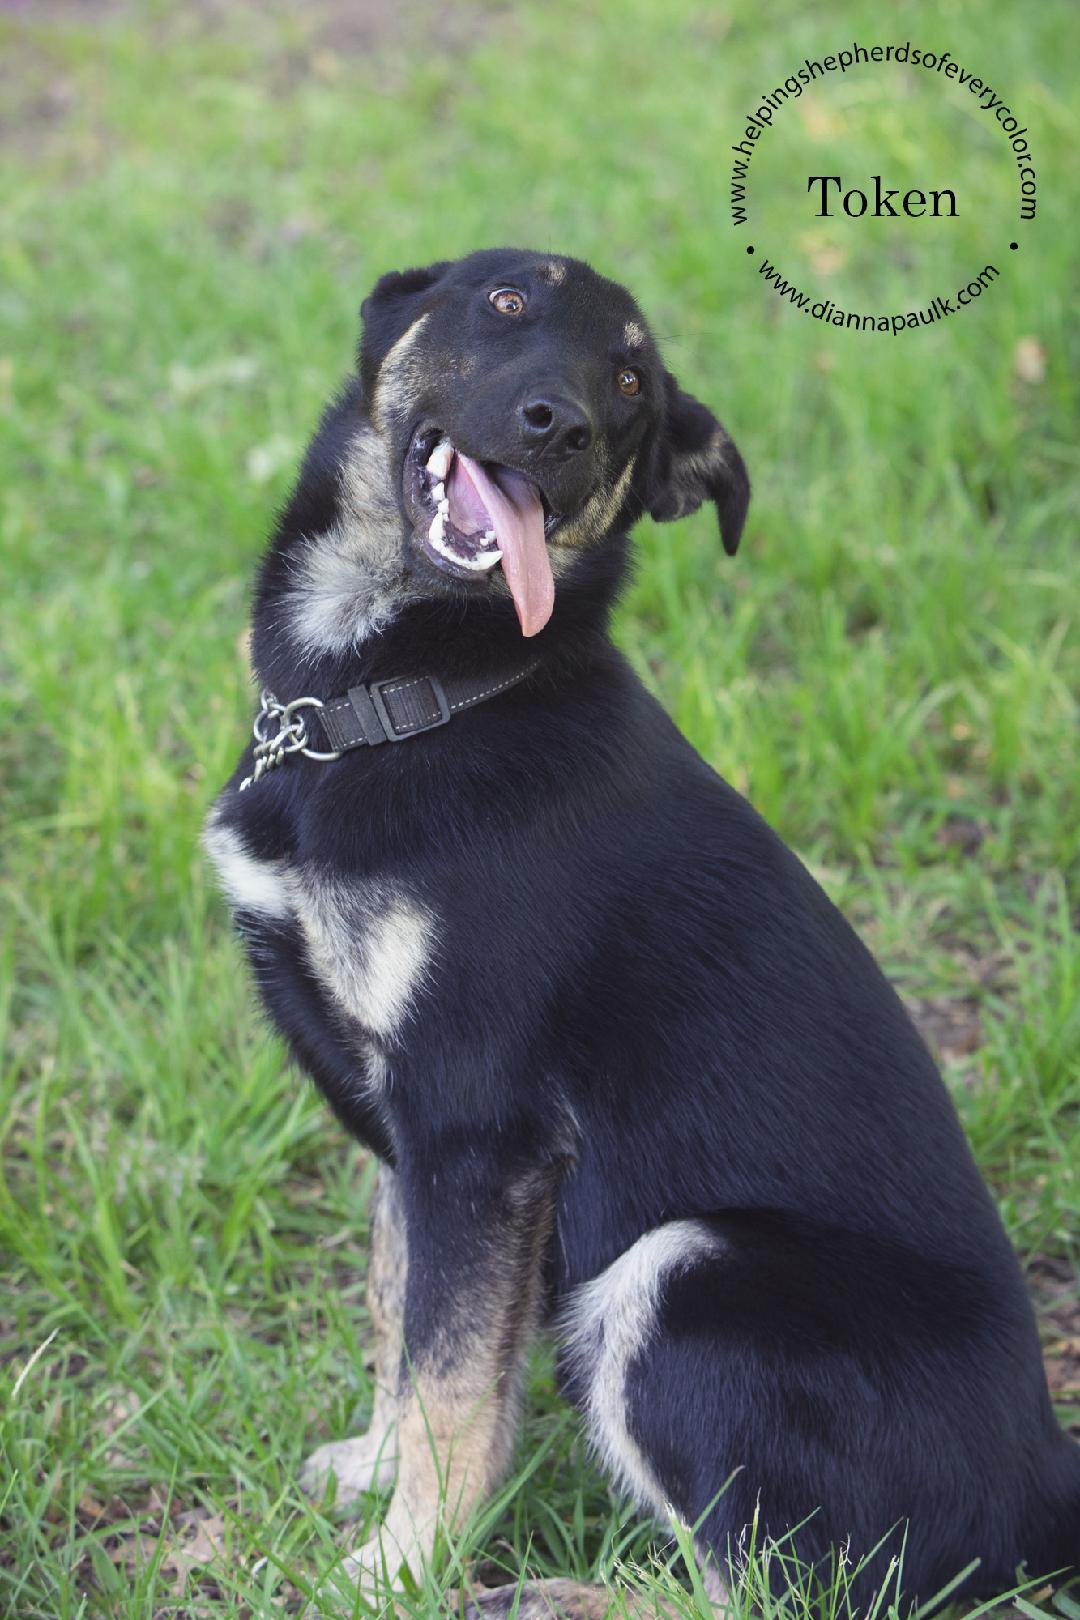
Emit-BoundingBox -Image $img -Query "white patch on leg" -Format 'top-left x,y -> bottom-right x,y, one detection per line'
561,1221 -> 721,1517
292,876 -> 435,1042
201,816 -> 292,919
700,1553 -> 732,1610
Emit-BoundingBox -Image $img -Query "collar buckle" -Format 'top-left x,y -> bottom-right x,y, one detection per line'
368,674 -> 451,742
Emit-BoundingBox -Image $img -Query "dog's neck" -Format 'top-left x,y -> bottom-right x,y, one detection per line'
249,386 -> 627,701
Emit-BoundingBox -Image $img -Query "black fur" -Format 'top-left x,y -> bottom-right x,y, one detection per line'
207,249 -> 1080,1609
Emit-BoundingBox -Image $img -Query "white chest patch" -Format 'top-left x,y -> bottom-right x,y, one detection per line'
203,808 -> 435,1043
283,424 -> 415,658
202,815 -> 292,920
292,875 -> 435,1042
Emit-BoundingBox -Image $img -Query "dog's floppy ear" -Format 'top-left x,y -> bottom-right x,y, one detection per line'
643,372 -> 751,556
358,260 -> 452,397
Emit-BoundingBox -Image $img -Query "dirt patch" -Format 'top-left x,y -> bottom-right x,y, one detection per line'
1030,1254 -> 1080,1438
1,0 -> 510,167
905,991 -> 984,1068
5,0 -> 508,61
897,937 -> 1018,1083
302,0 -> 509,59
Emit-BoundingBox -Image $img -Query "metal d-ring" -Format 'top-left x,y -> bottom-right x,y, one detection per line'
239,691 -> 341,789
280,696 -> 342,762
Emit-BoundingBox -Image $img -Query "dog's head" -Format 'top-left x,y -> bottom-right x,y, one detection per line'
356,249 -> 749,638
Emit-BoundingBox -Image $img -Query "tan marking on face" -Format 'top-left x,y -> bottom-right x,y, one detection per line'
556,453 -> 637,551
538,260 -> 566,286
623,320 -> 645,348
370,311 -> 433,435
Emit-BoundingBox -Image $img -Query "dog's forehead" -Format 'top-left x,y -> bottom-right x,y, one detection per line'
445,249 -> 650,347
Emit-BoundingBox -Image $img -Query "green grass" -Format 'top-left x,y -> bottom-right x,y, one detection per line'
1,0 -> 1078,1614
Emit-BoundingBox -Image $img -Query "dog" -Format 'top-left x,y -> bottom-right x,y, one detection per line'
204,248 -> 1080,1614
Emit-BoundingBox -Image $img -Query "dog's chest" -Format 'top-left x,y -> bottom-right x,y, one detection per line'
202,802 -> 434,1043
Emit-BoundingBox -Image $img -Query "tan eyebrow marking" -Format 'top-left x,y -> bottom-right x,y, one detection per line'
623,320 -> 645,347
539,261 -> 566,285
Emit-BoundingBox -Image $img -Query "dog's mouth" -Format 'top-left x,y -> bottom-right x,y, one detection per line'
405,428 -> 557,638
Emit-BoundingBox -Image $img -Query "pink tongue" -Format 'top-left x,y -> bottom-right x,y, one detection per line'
449,453 -> 554,637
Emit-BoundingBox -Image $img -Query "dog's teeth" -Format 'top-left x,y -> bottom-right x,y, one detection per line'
430,527 -> 459,562
426,440 -> 453,480
427,520 -> 502,573
483,529 -> 496,543
454,547 -> 502,572
437,498 -> 449,515
431,482 -> 445,503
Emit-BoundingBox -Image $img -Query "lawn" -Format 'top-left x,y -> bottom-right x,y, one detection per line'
1,0 -> 1077,1616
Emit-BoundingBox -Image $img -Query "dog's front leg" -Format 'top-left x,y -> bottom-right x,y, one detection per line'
301,1162 -> 406,1503
341,1142 -> 555,1598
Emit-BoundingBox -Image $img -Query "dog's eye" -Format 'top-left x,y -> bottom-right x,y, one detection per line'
489,287 -> 526,316
617,368 -> 641,396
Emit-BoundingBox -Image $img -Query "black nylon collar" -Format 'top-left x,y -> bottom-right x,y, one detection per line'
239,662 -> 539,790
317,664 -> 539,752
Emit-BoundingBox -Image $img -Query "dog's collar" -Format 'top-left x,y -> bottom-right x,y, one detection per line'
239,663 -> 540,791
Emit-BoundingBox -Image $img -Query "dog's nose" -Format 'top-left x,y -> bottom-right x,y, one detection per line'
517,394 -> 593,457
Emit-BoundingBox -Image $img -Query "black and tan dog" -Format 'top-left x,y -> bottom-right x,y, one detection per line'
204,249 -> 1080,1613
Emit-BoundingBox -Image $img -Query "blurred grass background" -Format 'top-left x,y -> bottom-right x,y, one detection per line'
1,0 -> 1077,1614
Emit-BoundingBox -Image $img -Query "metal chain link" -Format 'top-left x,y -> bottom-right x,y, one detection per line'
239,690 -> 341,791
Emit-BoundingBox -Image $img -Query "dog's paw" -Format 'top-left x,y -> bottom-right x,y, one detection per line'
339,1518 -> 428,1600
299,1429 -> 399,1507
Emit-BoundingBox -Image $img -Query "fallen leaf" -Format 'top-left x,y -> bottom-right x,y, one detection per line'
77,1489 -> 108,1522
164,1508 -> 229,1591
799,98 -> 843,139
105,1531 -> 160,1569
935,816 -> 988,855
1012,336 -> 1046,384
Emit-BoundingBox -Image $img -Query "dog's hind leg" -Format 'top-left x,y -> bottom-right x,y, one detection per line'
300,1162 -> 406,1504
456,1227 -> 736,1620
552,1213 -> 1067,1614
